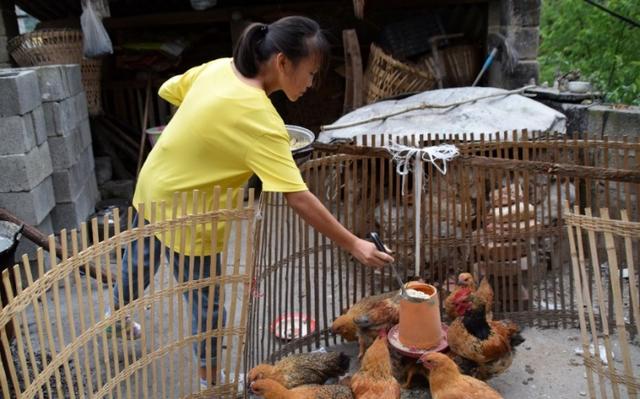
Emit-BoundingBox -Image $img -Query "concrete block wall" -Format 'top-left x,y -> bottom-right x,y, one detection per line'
487,0 -> 541,89
0,65 -> 99,258
38,66 -> 100,232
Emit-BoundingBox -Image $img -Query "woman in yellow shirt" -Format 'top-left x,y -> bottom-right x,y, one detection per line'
108,16 -> 394,387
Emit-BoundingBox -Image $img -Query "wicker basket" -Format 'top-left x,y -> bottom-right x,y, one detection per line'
441,44 -> 481,87
8,28 -> 103,115
8,29 -> 84,66
363,43 -> 437,104
81,58 -> 103,115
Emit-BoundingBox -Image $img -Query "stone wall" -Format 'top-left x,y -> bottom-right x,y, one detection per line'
487,0 -> 541,89
0,65 -> 100,258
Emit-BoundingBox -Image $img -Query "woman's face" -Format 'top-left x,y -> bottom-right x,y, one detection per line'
277,53 -> 319,102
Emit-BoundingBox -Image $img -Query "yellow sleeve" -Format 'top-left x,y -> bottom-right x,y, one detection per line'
244,114 -> 308,193
158,62 -> 209,106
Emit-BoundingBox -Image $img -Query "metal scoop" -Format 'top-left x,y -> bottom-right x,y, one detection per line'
369,232 -> 407,297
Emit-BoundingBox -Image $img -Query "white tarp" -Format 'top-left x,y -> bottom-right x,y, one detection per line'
318,87 -> 567,144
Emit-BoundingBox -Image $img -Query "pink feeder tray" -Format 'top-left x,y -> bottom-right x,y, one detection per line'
271,312 -> 316,340
388,323 -> 449,358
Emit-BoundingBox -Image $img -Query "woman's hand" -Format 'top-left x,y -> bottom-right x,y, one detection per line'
348,238 -> 394,268
284,191 -> 394,268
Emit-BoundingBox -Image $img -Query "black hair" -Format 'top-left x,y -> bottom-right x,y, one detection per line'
232,16 -> 330,83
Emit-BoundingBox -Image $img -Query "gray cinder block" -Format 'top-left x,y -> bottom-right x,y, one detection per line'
0,176 -> 55,225
48,121 -> 92,170
2,64 -> 84,103
31,64 -> 83,102
0,114 -> 36,155
42,93 -> 89,137
0,70 -> 41,117
51,176 -> 100,231
29,106 -> 47,146
52,146 -> 95,202
0,141 -> 53,192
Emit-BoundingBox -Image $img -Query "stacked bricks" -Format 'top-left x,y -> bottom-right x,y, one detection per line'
39,65 -> 100,232
0,69 -> 55,258
0,65 -> 99,258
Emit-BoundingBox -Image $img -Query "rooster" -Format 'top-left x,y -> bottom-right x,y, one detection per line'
444,272 -> 494,321
350,332 -> 401,399
418,352 -> 504,399
447,292 -> 524,380
250,378 -> 354,399
331,290 -> 401,359
248,352 -> 350,389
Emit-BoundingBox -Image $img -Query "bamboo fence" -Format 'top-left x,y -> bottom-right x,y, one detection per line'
566,207 -> 640,399
247,131 -> 640,371
0,187 -> 257,399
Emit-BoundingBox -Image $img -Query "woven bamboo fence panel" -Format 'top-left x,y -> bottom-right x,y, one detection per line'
0,187 -> 257,399
247,132 -> 640,369
566,207 -> 640,399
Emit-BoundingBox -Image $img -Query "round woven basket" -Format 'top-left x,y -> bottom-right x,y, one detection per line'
364,43 -> 437,104
8,29 -> 84,66
8,28 -> 103,115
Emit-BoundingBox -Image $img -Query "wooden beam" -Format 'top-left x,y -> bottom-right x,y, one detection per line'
104,1 -> 348,29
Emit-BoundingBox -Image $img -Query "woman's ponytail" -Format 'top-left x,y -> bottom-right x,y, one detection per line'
233,16 -> 329,79
232,23 -> 270,77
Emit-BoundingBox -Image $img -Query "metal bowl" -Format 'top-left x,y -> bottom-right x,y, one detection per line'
567,81 -> 592,93
286,124 -> 315,154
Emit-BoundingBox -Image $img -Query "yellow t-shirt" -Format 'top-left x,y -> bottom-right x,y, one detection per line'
133,58 -> 308,255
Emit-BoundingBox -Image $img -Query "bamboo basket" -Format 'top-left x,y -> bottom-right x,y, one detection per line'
0,187 -> 257,398
81,58 -> 103,116
441,44 -> 481,87
363,43 -> 437,104
566,207 -> 640,398
7,29 -> 84,66
8,29 -> 103,115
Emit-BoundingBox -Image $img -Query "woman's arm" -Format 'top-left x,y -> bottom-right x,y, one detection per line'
284,190 -> 394,268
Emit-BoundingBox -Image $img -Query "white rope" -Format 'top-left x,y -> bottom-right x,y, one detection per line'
386,143 -> 459,276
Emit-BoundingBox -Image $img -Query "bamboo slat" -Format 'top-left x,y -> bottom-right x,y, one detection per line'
0,187 -> 256,398
567,207 -> 640,398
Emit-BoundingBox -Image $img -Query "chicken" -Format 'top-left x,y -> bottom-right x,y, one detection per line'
447,292 -> 524,379
248,352 -> 350,389
350,333 -> 401,399
444,272 -> 493,321
418,352 -> 504,399
250,378 -> 354,399
331,290 -> 399,342
331,290 -> 402,359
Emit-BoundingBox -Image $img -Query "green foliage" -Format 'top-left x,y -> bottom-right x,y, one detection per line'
539,0 -> 640,105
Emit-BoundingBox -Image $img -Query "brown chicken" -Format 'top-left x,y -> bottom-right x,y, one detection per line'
444,273 -> 494,321
447,292 -> 524,379
250,378 -> 354,399
248,352 -> 350,389
418,352 -> 504,399
331,290 -> 402,359
350,333 -> 401,399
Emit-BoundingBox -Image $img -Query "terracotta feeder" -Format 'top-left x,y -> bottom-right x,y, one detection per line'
398,281 -> 442,350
